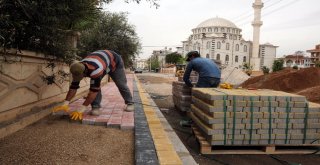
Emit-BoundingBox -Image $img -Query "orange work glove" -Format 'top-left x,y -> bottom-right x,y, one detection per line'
52,101 -> 70,113
70,105 -> 87,120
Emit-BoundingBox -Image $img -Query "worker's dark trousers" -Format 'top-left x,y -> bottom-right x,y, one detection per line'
196,77 -> 220,88
91,61 -> 133,108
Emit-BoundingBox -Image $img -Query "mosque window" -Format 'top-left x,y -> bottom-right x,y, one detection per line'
208,28 -> 212,32
232,29 -> 235,33
217,41 -> 221,49
193,44 -> 197,50
236,44 -> 239,51
244,45 -> 247,52
227,28 -> 230,33
221,28 -> 225,32
243,56 -> 246,62
206,41 -> 211,49
225,55 -> 229,61
216,54 -> 220,60
198,29 -> 201,33
194,35 -> 197,40
235,56 -> 238,62
202,28 -> 206,32
206,54 -> 210,58
226,43 -> 230,50
229,35 -> 232,40
214,28 -> 218,32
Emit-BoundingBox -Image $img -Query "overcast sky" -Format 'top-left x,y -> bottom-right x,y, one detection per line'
104,0 -> 320,59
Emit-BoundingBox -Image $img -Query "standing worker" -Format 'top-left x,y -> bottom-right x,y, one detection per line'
57,50 -> 134,120
183,51 -> 221,88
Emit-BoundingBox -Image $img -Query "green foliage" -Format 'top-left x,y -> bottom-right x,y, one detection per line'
0,0 -> 157,62
292,65 -> 298,69
242,62 -> 253,76
0,0 -> 99,61
78,12 -> 141,67
165,52 -> 183,64
149,56 -> 159,70
315,61 -> 320,68
261,66 -> 270,74
272,59 -> 284,72
100,0 -> 160,8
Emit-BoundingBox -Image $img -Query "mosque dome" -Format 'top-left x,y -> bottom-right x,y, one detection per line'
197,17 -> 238,28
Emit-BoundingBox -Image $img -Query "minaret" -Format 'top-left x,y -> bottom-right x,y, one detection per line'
251,0 -> 263,71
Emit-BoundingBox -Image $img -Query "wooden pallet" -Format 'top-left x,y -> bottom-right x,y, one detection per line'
192,126 -> 320,155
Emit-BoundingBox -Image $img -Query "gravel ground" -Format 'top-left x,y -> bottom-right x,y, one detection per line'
0,115 -> 134,165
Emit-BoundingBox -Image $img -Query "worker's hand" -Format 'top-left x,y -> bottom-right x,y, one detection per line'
52,101 -> 70,113
69,105 -> 87,120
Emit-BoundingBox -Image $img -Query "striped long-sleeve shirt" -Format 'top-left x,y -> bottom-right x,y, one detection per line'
82,50 -> 119,78
70,50 -> 121,91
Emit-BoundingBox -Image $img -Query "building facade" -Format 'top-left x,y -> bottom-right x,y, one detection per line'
307,44 -> 320,67
135,59 -> 148,69
182,17 -> 277,70
152,47 -> 173,68
259,43 -> 278,70
281,54 -> 311,68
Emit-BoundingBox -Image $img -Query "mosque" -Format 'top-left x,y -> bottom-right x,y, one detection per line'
181,0 -> 277,71
181,17 -> 277,70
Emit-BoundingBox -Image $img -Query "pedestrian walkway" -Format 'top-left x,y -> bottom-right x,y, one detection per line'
68,74 -> 134,130
67,73 -> 196,164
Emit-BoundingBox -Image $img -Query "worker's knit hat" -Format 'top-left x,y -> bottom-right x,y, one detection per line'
70,61 -> 85,82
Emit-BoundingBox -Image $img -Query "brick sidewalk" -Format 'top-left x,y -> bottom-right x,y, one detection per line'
68,74 -> 134,130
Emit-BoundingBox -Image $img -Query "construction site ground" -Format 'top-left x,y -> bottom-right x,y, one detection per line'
137,72 -> 320,165
1,71 -> 320,165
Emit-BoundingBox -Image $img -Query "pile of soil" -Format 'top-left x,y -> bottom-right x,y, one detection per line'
241,67 -> 320,103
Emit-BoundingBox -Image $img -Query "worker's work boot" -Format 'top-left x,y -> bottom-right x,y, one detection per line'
125,103 -> 134,112
91,105 -> 102,116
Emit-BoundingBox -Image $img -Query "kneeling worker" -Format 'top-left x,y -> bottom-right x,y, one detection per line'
183,51 -> 221,88
59,50 -> 134,120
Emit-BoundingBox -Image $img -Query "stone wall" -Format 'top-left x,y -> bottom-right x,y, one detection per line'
0,50 -> 105,123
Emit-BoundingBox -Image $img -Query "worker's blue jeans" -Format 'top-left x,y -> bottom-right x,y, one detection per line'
91,61 -> 133,108
196,77 -> 220,88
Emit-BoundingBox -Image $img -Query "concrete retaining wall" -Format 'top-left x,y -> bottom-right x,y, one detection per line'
0,50 -> 105,123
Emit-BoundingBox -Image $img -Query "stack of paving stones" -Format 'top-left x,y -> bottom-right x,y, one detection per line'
172,72 -> 198,112
69,75 -> 134,130
190,88 -> 320,145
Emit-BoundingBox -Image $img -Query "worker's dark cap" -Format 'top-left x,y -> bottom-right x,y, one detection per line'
186,51 -> 200,61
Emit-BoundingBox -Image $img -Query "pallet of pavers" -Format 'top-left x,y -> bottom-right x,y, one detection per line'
172,72 -> 198,112
172,81 -> 192,112
189,88 -> 320,154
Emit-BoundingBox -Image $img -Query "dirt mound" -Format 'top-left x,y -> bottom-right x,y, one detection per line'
242,67 -> 320,93
297,85 -> 320,103
241,67 -> 320,104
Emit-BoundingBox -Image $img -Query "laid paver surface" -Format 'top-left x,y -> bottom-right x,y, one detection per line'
70,74 -> 134,129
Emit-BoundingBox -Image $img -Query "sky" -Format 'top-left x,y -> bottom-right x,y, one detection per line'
104,0 -> 320,59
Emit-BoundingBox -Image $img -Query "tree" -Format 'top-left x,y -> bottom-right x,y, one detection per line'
0,0 -> 158,62
315,61 -> 320,68
242,62 -> 253,76
261,66 -> 270,74
78,12 -> 141,67
148,56 -> 159,71
0,0 -> 100,61
165,52 -> 184,64
100,0 -> 159,8
272,59 -> 284,72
